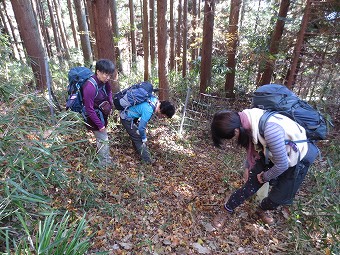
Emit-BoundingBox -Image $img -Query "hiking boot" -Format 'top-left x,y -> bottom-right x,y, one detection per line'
255,207 -> 275,225
212,210 -> 230,229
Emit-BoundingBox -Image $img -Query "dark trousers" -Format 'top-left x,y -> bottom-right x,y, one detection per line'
225,142 -> 319,211
120,118 -> 152,163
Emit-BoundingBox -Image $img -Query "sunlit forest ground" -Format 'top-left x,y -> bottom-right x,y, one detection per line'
1,86 -> 338,254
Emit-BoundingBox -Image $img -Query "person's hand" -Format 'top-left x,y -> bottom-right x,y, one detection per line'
142,138 -> 147,143
257,171 -> 265,184
243,168 -> 249,182
99,127 -> 106,132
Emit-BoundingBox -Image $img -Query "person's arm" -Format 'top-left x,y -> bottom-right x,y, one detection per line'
83,81 -> 105,130
106,82 -> 113,105
137,105 -> 154,142
261,122 -> 289,182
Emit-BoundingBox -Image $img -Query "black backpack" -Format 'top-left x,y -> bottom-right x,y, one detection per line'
66,67 -> 104,113
252,84 -> 331,141
113,81 -> 155,111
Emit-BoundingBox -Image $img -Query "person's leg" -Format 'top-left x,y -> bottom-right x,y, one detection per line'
258,142 -> 319,224
93,130 -> 113,167
213,156 -> 266,228
120,118 -> 152,163
267,142 -> 319,206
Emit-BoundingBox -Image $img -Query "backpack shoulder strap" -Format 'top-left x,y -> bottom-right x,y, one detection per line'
87,77 -> 100,97
258,111 -> 276,137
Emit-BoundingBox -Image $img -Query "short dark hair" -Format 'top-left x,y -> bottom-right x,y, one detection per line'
211,110 -> 252,149
95,59 -> 115,74
160,101 -> 175,118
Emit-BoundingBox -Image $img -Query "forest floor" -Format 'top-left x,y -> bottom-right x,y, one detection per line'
52,107 -> 338,255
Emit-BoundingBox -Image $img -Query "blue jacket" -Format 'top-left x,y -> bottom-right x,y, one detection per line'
120,96 -> 158,141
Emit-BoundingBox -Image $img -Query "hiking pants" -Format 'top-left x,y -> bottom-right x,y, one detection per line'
120,118 -> 152,163
225,142 -> 319,211
93,130 -> 112,166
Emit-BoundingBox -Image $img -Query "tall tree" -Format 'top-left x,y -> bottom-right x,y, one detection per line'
36,0 -> 53,58
190,0 -> 198,68
142,0 -> 149,80
169,0 -> 175,70
67,0 -> 79,49
110,0 -> 122,72
47,0 -> 63,62
89,0 -> 118,90
10,0 -> 48,91
224,0 -> 241,98
257,0 -> 290,86
176,0 -> 182,71
74,0 -> 92,65
199,0 -> 215,94
157,0 -> 169,100
85,1 -> 98,59
52,0 -> 70,59
286,0 -> 311,89
129,0 -> 137,64
149,0 -> 156,66
182,0 -> 188,77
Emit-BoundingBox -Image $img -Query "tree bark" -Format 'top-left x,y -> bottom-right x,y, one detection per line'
176,0 -> 182,71
67,0 -> 79,49
53,0 -> 70,59
129,0 -> 137,63
169,0 -> 175,70
286,0 -> 311,89
157,0 -> 169,100
85,0 -> 98,60
74,0 -> 92,65
10,0 -> 48,91
47,0 -> 63,62
199,0 -> 215,94
142,0 -> 149,80
258,0 -> 290,86
224,0 -> 241,98
182,0 -> 188,77
190,0 -> 198,69
110,0 -> 122,73
149,0 -> 156,67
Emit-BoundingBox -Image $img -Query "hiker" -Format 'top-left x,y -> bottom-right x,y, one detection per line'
210,108 -> 319,227
82,59 -> 115,167
119,97 -> 175,164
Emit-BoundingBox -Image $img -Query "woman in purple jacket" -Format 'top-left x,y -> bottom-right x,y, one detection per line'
82,59 -> 115,167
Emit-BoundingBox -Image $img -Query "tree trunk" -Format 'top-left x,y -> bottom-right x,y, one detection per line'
10,0 -> 48,91
110,0 -> 123,73
89,0 -> 118,89
129,0 -> 137,63
224,0 -> 241,98
85,0 -> 98,60
149,0 -> 156,67
142,0 -> 149,80
47,0 -> 63,62
36,0 -> 53,58
190,0 -> 197,69
258,0 -> 290,86
67,0 -> 79,49
176,0 -> 182,71
286,0 -> 311,89
169,0 -> 175,71
199,0 -> 215,94
1,1 -> 21,60
74,0 -> 92,65
182,0 -> 188,77
157,0 -> 169,100
53,0 -> 70,59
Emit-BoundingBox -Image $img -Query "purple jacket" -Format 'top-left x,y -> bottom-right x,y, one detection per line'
82,75 -> 113,130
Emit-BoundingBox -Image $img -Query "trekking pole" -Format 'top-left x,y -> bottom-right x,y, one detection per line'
179,86 -> 191,136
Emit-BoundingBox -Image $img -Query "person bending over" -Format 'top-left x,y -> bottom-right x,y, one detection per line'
210,108 -> 319,227
120,96 -> 175,164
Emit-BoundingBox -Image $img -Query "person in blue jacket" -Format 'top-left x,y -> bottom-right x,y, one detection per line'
120,96 -> 175,164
